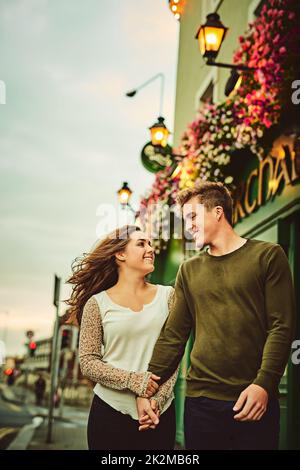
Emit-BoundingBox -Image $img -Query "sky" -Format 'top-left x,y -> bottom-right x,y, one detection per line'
0,0 -> 179,356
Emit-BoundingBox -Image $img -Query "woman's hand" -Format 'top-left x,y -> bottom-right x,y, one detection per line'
145,374 -> 160,398
136,397 -> 160,431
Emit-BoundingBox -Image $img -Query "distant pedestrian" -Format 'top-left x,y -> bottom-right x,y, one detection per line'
34,374 -> 46,406
7,371 -> 15,386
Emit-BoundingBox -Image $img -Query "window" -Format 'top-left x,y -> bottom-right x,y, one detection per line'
200,81 -> 214,105
248,0 -> 266,21
195,68 -> 218,110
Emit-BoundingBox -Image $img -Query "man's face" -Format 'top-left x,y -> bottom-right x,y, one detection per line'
183,196 -> 219,249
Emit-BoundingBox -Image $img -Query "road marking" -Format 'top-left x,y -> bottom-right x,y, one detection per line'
7,403 -> 21,412
27,406 -> 37,415
7,417 -> 43,450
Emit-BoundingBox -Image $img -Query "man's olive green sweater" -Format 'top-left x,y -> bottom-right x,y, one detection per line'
148,239 -> 295,400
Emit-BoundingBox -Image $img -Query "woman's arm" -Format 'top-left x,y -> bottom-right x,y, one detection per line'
150,364 -> 179,412
79,296 -> 152,397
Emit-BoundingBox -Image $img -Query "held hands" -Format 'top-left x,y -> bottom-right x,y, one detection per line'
145,374 -> 160,398
136,397 -> 160,432
233,384 -> 268,422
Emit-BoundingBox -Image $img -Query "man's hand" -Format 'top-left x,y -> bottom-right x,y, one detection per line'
145,374 -> 160,398
233,384 -> 268,422
136,397 -> 160,432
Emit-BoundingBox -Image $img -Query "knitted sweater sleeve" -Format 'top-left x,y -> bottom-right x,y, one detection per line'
148,288 -> 179,410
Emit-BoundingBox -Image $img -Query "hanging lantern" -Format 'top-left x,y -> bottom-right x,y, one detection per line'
149,116 -> 170,147
195,13 -> 228,62
168,0 -> 184,21
117,182 -> 132,206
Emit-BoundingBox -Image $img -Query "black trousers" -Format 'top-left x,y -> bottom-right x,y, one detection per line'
87,394 -> 176,450
184,396 -> 280,450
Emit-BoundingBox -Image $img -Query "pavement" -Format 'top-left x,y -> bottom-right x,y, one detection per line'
27,410 -> 88,450
1,384 -> 183,451
0,383 -> 89,450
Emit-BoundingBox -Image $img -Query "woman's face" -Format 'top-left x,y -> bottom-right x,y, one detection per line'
117,230 -> 155,275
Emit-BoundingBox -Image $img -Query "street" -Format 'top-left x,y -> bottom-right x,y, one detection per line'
0,384 -> 89,450
0,394 -> 32,449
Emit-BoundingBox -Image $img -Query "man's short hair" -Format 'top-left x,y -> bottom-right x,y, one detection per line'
176,181 -> 233,226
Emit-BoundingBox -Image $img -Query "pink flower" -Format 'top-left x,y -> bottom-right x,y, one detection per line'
273,34 -> 280,44
279,47 -> 286,55
263,117 -> 272,128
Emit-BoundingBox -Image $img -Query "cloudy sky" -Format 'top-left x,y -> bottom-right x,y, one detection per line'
0,0 -> 178,356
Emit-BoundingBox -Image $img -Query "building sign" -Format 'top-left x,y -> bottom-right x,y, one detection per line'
234,135 -> 300,224
141,141 -> 173,173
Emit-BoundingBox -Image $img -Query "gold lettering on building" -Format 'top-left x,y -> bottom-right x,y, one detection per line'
234,135 -> 299,224
244,168 -> 258,214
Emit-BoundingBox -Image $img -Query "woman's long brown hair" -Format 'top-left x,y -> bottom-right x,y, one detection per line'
64,225 -> 141,326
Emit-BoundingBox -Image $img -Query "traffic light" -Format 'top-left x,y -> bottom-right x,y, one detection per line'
61,329 -> 71,349
4,368 -> 15,385
29,341 -> 37,357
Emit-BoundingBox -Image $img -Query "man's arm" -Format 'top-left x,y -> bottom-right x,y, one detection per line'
253,244 -> 296,394
234,244 -> 296,421
148,264 -> 194,384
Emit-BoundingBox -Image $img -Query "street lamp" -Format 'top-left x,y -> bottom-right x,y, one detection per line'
195,13 -> 228,63
168,0 -> 184,21
149,116 -> 170,148
126,73 -> 165,116
195,13 -> 255,72
125,73 -> 171,148
117,182 -> 138,218
118,181 -> 132,206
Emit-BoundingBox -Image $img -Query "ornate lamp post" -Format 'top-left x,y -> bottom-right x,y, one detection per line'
117,182 -> 138,219
195,12 -> 255,72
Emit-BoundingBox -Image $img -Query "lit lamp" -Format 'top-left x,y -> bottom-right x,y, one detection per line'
149,116 -> 170,147
117,181 -> 138,219
169,0 -> 184,21
195,13 -> 228,63
195,13 -> 255,73
117,182 -> 132,207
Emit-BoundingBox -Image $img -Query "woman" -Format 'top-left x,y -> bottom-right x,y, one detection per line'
65,225 -> 178,450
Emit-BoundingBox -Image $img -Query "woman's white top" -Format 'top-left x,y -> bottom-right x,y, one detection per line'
93,284 -> 174,420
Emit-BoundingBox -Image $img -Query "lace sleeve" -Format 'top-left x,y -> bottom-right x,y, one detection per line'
167,286 -> 175,312
79,296 -> 151,397
151,365 -> 179,412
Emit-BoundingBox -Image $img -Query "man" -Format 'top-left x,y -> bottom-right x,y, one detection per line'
34,374 -> 46,406
137,182 -> 295,450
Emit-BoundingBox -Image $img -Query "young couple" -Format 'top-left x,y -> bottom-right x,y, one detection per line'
66,182 -> 295,450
